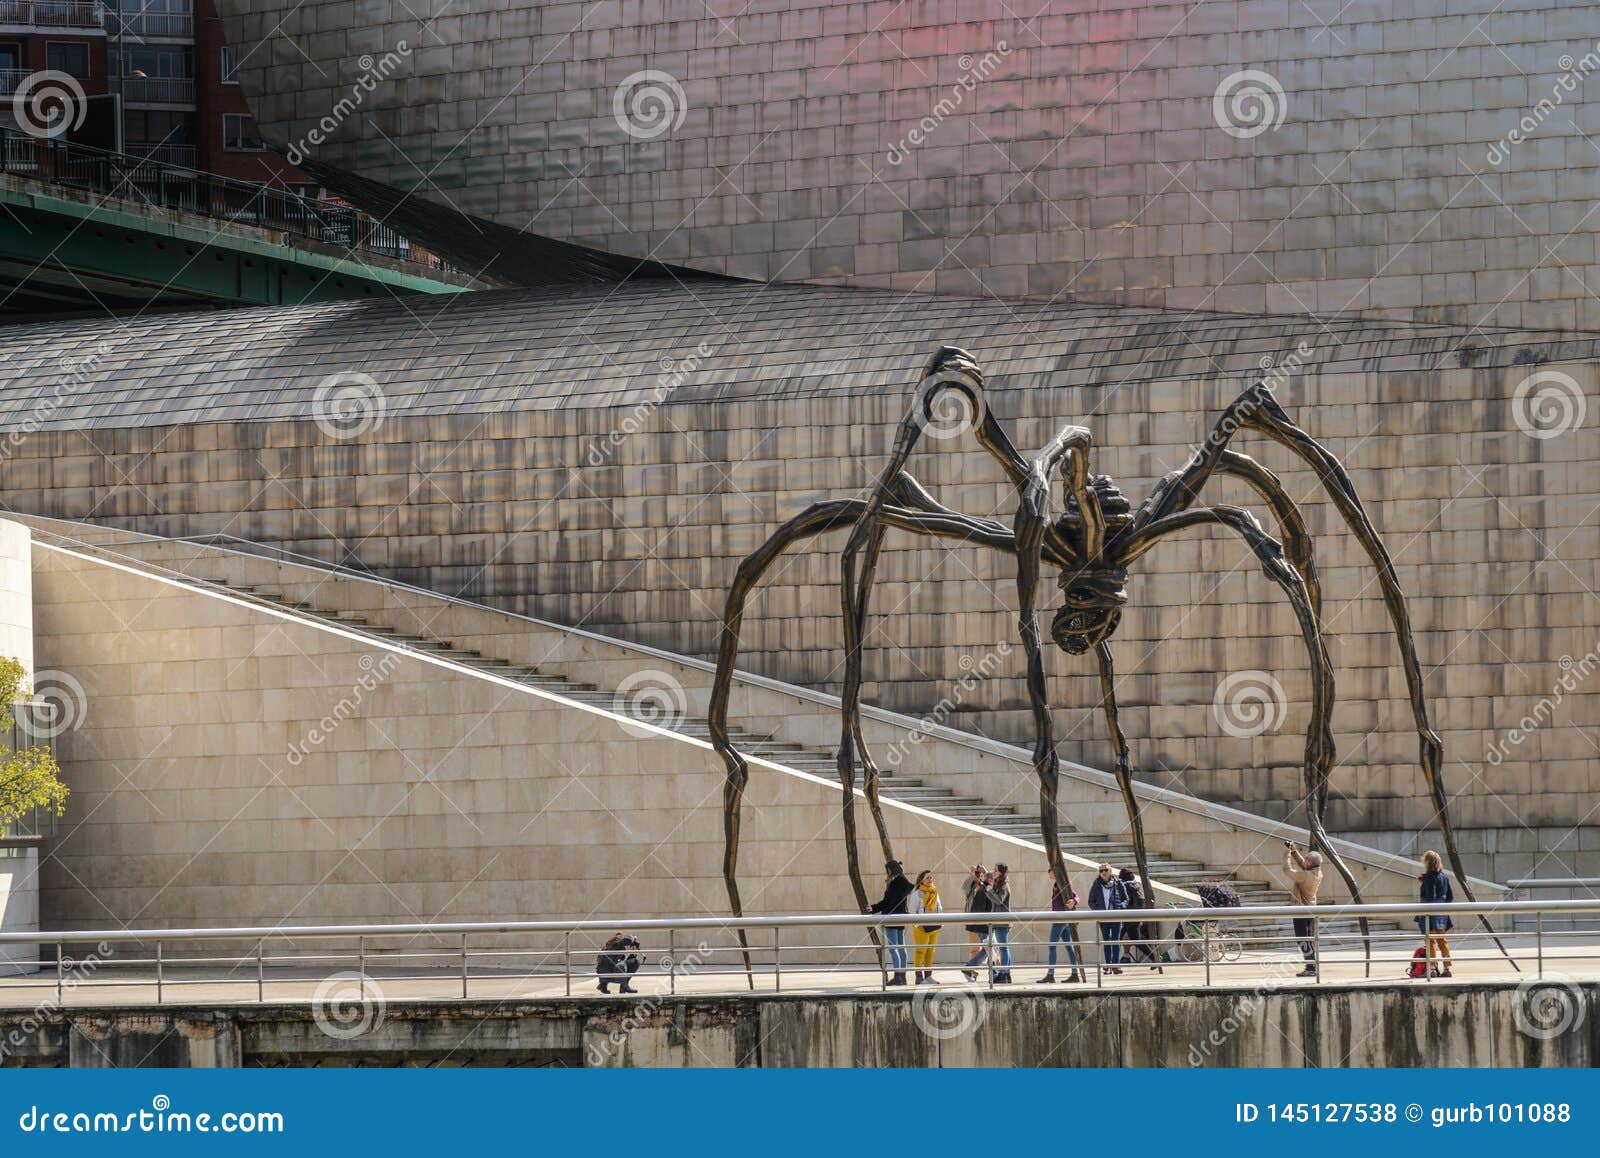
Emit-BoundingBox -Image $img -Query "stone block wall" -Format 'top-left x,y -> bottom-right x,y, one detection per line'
214,0 -> 1600,330
3,283 -> 1597,867
29,539 -> 1057,937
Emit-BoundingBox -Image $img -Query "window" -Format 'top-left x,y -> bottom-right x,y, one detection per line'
125,109 -> 193,144
0,45 -> 22,73
220,45 -> 238,84
222,113 -> 264,151
46,43 -> 90,79
119,44 -> 192,79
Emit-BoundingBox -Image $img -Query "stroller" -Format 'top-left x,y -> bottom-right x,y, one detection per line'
1169,882 -> 1244,963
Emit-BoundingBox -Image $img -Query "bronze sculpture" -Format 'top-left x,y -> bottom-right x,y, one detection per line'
708,346 -> 1502,972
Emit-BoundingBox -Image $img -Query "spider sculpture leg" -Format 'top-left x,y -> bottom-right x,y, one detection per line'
1120,503 -> 1370,968
1093,642 -> 1156,910
1012,428 -> 1109,903
832,347 -> 1075,899
709,497 -> 1015,982
1144,387 -> 1515,966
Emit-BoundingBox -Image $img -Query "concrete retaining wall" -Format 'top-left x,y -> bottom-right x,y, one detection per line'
1,983 -> 1591,1067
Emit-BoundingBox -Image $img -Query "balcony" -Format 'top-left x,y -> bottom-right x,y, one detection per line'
0,68 -> 27,98
112,9 -> 194,39
117,75 -> 195,106
125,140 -> 195,167
0,0 -> 101,28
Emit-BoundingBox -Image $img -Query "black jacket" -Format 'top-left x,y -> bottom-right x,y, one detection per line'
1089,876 -> 1129,912
870,872 -> 914,916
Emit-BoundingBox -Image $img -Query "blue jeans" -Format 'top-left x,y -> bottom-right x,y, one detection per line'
1100,921 -> 1123,965
1048,923 -> 1081,969
885,925 -> 907,972
990,926 -> 1011,968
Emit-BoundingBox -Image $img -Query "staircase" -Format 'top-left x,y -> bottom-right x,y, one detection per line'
202,576 -> 1382,942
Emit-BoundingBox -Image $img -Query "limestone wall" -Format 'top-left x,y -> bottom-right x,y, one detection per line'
29,541 -> 1067,939
7,350 -> 1598,849
215,0 -> 1600,331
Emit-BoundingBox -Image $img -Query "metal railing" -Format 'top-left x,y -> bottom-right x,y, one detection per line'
115,75 -> 196,106
108,9 -> 194,38
124,140 -> 197,167
0,0 -> 100,27
0,130 -> 453,273
0,68 -> 29,97
0,901 -> 1595,1006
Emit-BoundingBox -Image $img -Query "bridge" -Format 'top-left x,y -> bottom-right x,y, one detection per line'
0,133 -> 479,317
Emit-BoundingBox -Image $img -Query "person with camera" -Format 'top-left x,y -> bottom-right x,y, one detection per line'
1088,862 -> 1129,974
1284,840 -> 1324,977
596,932 -> 642,994
869,858 -> 915,985
961,863 -> 991,982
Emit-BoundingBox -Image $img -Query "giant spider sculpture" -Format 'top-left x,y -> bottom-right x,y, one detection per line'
708,346 -> 1504,970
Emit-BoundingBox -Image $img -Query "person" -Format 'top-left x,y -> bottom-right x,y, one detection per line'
907,869 -> 942,984
1284,841 -> 1323,977
984,863 -> 1013,983
1088,862 -> 1129,973
596,932 -> 641,994
869,858 -> 915,985
1040,866 -> 1083,983
1417,849 -> 1454,978
962,864 -> 991,981
1118,867 -> 1164,973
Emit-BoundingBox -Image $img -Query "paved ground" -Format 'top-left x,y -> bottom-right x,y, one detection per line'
1,934 -> 1595,1008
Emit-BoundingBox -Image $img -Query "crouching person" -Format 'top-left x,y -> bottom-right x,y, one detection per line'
597,932 -> 642,994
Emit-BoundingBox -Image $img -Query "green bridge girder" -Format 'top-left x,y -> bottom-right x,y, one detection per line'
0,176 -> 473,318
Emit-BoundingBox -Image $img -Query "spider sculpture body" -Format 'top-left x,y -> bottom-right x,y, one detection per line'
708,346 -> 1503,971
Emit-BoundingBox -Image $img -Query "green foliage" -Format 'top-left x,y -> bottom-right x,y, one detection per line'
0,656 -> 69,828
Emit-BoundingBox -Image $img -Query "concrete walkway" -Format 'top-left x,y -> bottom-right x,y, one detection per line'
2,936 -> 1595,1009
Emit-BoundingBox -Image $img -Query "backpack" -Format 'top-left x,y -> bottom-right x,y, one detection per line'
1406,946 -> 1428,978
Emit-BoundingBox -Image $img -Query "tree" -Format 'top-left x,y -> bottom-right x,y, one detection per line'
0,657 -> 68,828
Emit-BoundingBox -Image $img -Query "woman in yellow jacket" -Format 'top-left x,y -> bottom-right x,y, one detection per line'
907,870 -> 943,984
